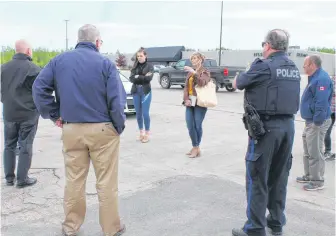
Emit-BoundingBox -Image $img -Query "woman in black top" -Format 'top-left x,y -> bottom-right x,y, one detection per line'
129,48 -> 154,143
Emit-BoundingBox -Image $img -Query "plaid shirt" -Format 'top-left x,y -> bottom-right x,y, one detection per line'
331,76 -> 335,113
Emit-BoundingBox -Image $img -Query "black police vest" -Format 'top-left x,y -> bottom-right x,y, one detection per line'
245,55 -> 301,115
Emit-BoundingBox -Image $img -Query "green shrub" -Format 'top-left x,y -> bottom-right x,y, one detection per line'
1,47 -> 63,66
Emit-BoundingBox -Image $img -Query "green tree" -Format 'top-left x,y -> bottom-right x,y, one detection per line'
308,47 -> 335,54
1,47 -> 62,66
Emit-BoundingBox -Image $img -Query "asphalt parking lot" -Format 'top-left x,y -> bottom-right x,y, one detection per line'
1,73 -> 335,236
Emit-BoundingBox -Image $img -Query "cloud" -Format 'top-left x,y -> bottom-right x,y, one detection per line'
302,16 -> 336,23
222,10 -> 295,19
76,23 -> 188,31
70,22 -> 189,40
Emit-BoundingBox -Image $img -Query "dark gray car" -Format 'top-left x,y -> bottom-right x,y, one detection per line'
158,58 -> 245,92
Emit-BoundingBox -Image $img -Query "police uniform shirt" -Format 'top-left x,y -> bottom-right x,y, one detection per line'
236,51 -> 301,115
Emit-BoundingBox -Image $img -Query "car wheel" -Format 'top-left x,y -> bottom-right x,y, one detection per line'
225,85 -> 236,92
181,85 -> 185,88
160,76 -> 171,89
211,78 -> 219,92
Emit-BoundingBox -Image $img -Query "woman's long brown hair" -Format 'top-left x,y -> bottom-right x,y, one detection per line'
132,47 -> 146,70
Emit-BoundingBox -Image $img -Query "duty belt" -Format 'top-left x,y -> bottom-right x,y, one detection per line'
259,114 -> 294,121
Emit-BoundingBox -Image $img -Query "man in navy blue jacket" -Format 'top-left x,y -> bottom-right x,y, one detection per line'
297,55 -> 333,191
32,24 -> 126,236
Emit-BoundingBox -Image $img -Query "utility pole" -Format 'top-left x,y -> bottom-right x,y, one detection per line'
218,1 -> 223,66
64,20 -> 69,51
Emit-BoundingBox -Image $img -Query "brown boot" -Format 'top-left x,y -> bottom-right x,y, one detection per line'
197,147 -> 201,156
189,147 -> 200,158
138,130 -> 145,141
186,148 -> 194,156
141,131 -> 150,143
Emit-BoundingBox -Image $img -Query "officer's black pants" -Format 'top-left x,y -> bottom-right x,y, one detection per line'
243,117 -> 294,236
3,116 -> 39,183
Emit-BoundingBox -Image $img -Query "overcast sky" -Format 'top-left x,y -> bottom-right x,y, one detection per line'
0,1 -> 335,54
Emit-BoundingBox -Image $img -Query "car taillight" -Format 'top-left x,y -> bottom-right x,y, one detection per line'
223,68 -> 229,76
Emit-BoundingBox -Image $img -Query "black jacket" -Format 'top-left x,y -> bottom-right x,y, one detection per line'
1,53 -> 41,122
129,61 -> 154,95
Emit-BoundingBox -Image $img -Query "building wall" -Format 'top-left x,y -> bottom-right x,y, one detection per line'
182,50 -> 335,75
104,49 -> 335,75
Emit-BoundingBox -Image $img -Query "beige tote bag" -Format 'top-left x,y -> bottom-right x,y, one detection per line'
195,80 -> 218,108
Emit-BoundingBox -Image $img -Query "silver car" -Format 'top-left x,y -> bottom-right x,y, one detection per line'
118,70 -> 136,114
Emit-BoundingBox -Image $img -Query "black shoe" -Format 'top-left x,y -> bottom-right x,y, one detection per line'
232,228 -> 248,236
113,224 -> 126,236
62,230 -> 76,236
296,175 -> 310,183
6,179 -> 15,186
267,227 -> 283,235
16,177 -> 37,188
325,153 -> 336,161
266,215 -> 283,235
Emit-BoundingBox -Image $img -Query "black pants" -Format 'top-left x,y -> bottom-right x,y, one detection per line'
324,113 -> 335,153
243,117 -> 294,236
3,116 -> 39,182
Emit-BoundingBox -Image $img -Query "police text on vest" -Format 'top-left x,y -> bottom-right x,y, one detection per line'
276,69 -> 300,79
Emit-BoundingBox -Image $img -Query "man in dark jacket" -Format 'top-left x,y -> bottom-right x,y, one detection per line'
32,24 -> 126,236
1,39 -> 41,188
297,55 -> 333,191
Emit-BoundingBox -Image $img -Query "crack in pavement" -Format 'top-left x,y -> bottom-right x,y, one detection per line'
52,169 -> 61,180
2,168 -> 63,217
2,167 -> 100,220
1,207 -> 38,217
30,167 -> 62,187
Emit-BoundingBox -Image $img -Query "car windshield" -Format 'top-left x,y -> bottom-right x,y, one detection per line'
119,70 -> 131,82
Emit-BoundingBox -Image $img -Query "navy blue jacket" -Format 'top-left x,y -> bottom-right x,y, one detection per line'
32,42 -> 127,134
236,51 -> 301,116
300,68 -> 333,125
236,57 -> 271,91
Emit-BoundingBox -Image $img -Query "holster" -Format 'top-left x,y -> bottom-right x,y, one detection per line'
243,94 -> 266,140
243,106 -> 266,140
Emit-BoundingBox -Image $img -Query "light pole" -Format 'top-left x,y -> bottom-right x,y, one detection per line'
218,1 -> 223,66
64,20 -> 69,51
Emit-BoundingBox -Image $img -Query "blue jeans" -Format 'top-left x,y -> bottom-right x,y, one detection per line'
133,86 -> 152,131
186,106 -> 207,147
324,112 -> 335,152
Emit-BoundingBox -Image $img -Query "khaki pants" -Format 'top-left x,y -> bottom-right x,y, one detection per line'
302,119 -> 331,183
61,122 -> 122,235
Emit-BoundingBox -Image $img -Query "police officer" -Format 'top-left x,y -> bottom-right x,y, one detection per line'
231,29 -> 301,236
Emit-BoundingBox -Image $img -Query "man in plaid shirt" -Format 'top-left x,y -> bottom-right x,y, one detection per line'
324,75 -> 335,160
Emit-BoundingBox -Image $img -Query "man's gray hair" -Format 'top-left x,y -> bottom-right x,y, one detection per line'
308,54 -> 322,68
78,24 -> 100,43
265,29 -> 290,51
